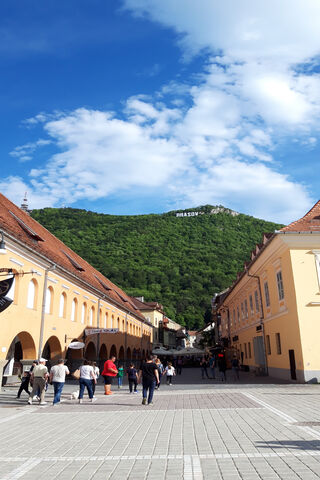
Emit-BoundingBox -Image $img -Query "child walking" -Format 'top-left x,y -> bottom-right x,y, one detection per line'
126,363 -> 138,393
165,362 -> 176,385
117,364 -> 124,389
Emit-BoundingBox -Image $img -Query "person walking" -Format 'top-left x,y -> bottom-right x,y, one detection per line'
78,360 -> 96,403
209,354 -> 216,379
117,364 -> 124,389
177,358 -> 183,375
200,356 -> 210,379
138,354 -> 159,405
127,363 -> 138,393
164,362 -> 176,385
92,361 -> 100,396
231,355 -> 240,381
155,358 -> 164,389
28,358 -> 48,405
101,355 -> 118,395
17,360 -> 37,399
217,354 -> 227,382
49,358 -> 70,406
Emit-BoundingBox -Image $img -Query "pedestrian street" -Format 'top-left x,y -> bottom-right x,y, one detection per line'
1,370 -> 320,480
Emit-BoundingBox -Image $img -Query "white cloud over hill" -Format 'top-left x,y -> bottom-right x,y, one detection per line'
4,0 -> 320,223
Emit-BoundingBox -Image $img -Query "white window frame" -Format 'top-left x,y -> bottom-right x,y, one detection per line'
59,293 -> 65,318
89,307 -> 94,326
244,299 -> 248,319
249,295 -> 254,315
27,280 -> 36,309
264,281 -> 270,307
276,270 -> 285,300
45,287 -> 52,314
313,250 -> 320,289
71,299 -> 77,322
254,290 -> 260,312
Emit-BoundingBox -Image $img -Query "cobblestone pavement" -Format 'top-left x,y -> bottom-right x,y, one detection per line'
1,370 -> 320,479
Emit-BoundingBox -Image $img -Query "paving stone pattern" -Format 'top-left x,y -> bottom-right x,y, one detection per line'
0,370 -> 320,479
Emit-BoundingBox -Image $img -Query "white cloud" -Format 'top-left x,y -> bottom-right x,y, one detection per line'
10,139 -> 52,162
6,0 -> 320,223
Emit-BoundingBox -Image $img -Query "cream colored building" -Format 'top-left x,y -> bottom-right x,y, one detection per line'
131,298 -> 163,347
215,201 -> 320,383
0,193 -> 152,387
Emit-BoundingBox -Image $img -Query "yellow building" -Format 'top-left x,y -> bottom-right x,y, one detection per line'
214,201 -> 320,383
0,193 -> 152,387
130,298 -> 164,347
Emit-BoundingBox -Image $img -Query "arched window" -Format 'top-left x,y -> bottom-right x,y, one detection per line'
111,315 -> 114,328
71,298 -> 78,322
81,302 -> 87,324
104,312 -> 108,328
27,279 -> 37,309
122,319 -> 125,332
89,306 -> 95,326
45,286 -> 53,314
59,292 -> 67,318
117,317 -> 120,329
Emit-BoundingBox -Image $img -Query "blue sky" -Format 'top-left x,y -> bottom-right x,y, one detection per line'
1,0 -> 320,223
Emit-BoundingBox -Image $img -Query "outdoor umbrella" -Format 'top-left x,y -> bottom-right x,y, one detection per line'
151,346 -> 171,355
173,347 -> 205,356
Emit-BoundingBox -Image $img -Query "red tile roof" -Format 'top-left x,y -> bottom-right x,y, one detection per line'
280,200 -> 320,232
0,193 -> 144,320
131,297 -> 164,313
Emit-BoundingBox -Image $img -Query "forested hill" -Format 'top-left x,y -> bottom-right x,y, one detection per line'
31,206 -> 282,329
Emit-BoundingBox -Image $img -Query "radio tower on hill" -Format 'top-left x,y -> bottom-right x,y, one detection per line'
20,192 -> 31,214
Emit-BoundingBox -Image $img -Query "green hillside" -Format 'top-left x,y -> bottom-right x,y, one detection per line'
31,206 -> 282,329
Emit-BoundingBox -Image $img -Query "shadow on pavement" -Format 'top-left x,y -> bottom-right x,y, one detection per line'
256,440 -> 320,450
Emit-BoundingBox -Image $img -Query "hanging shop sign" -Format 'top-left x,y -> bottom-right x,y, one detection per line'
0,275 -> 14,298
0,273 -> 14,313
0,296 -> 12,313
85,328 -> 119,335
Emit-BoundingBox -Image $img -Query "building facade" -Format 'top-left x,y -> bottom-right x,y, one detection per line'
131,297 -> 185,349
0,193 -> 152,387
214,201 -> 320,383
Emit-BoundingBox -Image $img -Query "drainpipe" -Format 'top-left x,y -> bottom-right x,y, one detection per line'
246,269 -> 268,375
124,312 -> 128,366
96,298 -> 101,363
38,263 -> 56,360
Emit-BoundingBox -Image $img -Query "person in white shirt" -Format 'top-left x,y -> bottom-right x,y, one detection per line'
79,360 -> 96,403
28,358 -> 49,405
49,359 -> 70,406
164,362 -> 176,385
92,361 -> 100,396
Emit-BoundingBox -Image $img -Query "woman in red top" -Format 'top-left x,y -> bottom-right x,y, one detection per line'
102,356 -> 118,395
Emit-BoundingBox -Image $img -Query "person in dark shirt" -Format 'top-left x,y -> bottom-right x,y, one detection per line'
126,363 -> 138,393
138,354 -> 159,405
16,361 -> 37,399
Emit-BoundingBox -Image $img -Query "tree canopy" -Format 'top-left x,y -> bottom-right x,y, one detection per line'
31,206 -> 282,329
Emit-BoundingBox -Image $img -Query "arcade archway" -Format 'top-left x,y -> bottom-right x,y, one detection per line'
119,346 -> 124,360
99,344 -> 108,361
85,342 -> 96,360
110,344 -> 117,358
42,336 -> 62,365
4,331 -> 36,377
